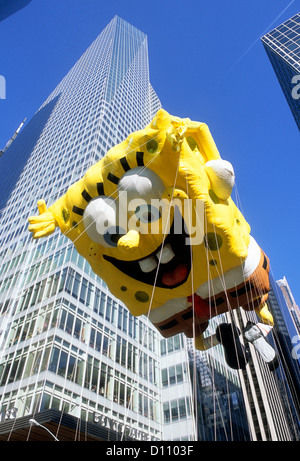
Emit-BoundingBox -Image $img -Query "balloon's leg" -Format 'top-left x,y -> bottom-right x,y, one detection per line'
196,323 -> 249,370
194,332 -> 220,351
243,321 -> 279,370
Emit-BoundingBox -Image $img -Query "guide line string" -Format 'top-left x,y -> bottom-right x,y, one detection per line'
233,182 -> 299,440
1,127 -> 294,441
120,145 -> 181,441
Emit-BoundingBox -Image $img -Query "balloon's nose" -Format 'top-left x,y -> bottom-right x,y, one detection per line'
117,229 -> 140,253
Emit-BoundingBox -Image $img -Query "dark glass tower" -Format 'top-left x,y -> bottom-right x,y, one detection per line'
261,12 -> 300,130
0,0 -> 32,22
267,276 -> 300,438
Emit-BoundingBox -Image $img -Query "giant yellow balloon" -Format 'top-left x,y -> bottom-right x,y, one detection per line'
28,109 -> 273,351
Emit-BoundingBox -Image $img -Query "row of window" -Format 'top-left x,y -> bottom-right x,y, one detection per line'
0,378 -> 161,440
163,397 -> 192,423
58,301 -> 158,383
49,345 -> 159,421
161,362 -> 189,388
0,340 -> 52,386
0,334 -> 160,423
6,292 -> 159,382
160,334 -> 185,356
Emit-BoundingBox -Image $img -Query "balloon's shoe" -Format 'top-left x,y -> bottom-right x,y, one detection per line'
216,323 -> 249,370
243,322 -> 279,370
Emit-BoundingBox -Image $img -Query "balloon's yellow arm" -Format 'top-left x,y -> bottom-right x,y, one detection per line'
28,200 -> 57,239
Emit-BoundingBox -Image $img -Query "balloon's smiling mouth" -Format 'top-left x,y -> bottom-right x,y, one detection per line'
103,212 -> 191,289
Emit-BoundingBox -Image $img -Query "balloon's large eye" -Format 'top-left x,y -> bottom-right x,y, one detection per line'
83,197 -> 125,247
103,225 -> 126,247
135,204 -> 161,223
117,167 -> 165,203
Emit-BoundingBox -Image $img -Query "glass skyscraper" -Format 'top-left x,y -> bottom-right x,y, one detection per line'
0,16 -> 164,441
0,0 -> 32,22
277,276 -> 300,333
261,12 -> 300,130
267,276 -> 300,436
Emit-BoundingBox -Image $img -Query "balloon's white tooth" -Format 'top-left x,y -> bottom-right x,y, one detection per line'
139,256 -> 157,273
157,244 -> 175,264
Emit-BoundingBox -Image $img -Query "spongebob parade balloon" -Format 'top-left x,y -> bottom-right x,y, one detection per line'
28,109 -> 278,370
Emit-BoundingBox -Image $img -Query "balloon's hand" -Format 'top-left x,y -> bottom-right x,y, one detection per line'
28,200 -> 56,239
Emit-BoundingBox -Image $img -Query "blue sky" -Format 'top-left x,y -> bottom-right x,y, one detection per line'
0,0 -> 299,304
